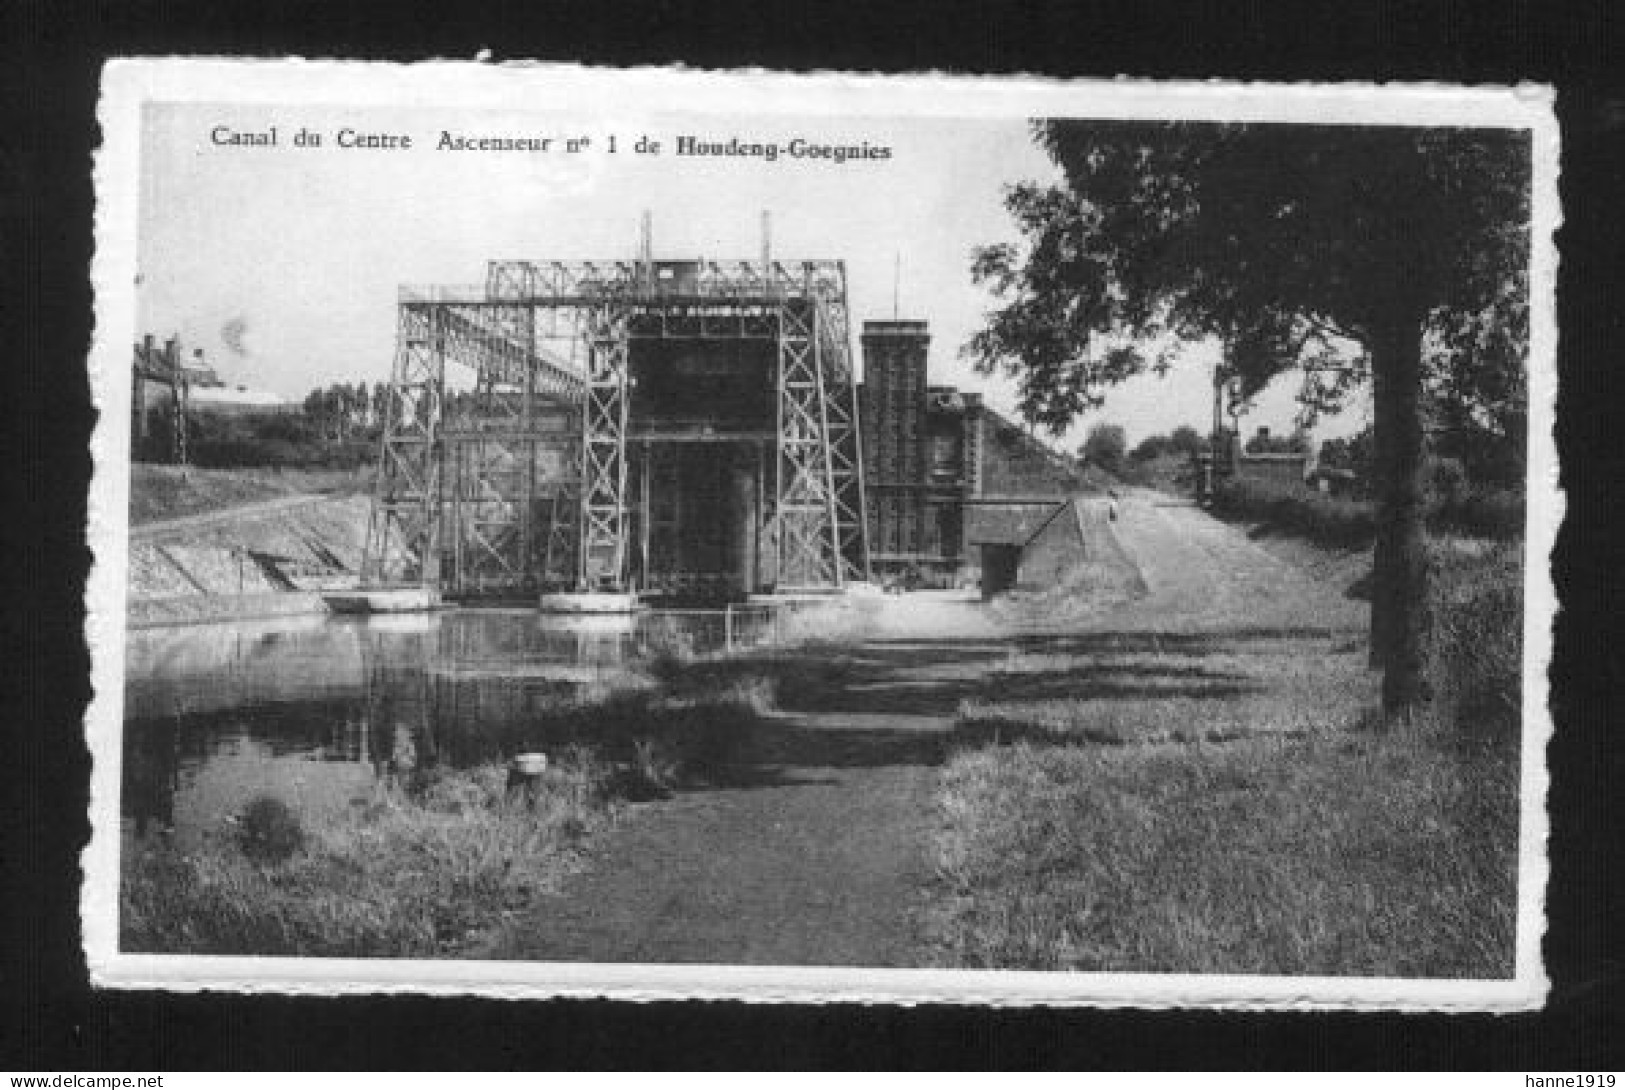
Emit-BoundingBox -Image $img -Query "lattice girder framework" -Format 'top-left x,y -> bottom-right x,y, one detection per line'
774,300 -> 847,589
579,306 -> 631,590
815,283 -> 871,584
364,304 -> 444,586
364,256 -> 870,597
447,435 -> 524,593
365,296 -> 584,593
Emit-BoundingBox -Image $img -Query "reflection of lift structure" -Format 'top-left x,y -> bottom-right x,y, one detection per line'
362,252 -> 869,601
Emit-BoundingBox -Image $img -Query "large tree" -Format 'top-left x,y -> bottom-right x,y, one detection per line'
966,121 -> 1529,718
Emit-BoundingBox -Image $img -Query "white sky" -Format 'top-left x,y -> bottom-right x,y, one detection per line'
137,103 -> 1366,453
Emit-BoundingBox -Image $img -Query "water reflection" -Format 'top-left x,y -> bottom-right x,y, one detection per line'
121,606 -> 784,846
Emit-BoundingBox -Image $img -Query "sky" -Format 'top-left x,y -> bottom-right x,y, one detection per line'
137,102 -> 1367,453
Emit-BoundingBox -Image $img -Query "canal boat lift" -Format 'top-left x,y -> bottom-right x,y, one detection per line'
359,219 -> 871,612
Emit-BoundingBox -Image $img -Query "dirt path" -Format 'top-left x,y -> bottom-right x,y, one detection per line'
495,760 -> 945,966
493,491 -> 1366,967
132,493 -> 336,539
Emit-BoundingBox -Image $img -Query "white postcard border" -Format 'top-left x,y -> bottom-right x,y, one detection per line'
85,60 -> 1560,1009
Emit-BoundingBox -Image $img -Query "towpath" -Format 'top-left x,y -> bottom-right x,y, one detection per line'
491,594 -> 1004,967
492,489 -> 1366,967
131,493 -> 338,539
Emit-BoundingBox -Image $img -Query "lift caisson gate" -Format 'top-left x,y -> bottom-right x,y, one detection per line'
361,254 -> 870,602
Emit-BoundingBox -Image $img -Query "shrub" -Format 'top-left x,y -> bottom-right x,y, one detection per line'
625,737 -> 680,799
123,755 -> 618,957
639,615 -> 698,683
236,794 -> 306,864
1214,474 -> 1523,546
1425,456 -> 1470,508
1431,488 -> 1524,539
1428,544 -> 1523,749
1213,477 -> 1375,548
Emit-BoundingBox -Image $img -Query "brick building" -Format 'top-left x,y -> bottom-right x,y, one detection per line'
859,319 -> 1085,587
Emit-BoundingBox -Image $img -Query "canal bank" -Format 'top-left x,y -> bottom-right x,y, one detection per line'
127,492 -> 372,627
116,598 -> 891,957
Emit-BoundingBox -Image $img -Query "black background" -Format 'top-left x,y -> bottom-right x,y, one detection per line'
6,0 -> 1623,1070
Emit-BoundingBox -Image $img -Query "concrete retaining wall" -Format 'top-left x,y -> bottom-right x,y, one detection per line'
1014,501 -> 1085,590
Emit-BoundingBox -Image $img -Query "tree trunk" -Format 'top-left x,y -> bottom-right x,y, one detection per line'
1368,311 -> 1431,720
1368,445 -> 1393,670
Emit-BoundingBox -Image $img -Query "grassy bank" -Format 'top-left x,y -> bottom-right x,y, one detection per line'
931,729 -> 1515,975
928,541 -> 1522,978
122,752 -> 616,956
120,675 -> 778,957
130,464 -> 369,525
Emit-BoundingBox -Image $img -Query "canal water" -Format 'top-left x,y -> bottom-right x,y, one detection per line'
120,607 -> 785,849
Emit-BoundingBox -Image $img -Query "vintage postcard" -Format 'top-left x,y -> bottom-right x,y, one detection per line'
85,62 -> 1558,1007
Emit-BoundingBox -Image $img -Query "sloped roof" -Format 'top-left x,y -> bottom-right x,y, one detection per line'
965,499 -> 1071,547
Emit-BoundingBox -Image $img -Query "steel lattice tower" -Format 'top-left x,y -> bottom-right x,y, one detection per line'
362,256 -> 869,599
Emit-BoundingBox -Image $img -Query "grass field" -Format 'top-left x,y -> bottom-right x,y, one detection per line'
929,642 -> 1517,977
926,502 -> 1522,978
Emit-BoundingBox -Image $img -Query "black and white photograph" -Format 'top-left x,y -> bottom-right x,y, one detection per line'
84,63 -> 1556,1008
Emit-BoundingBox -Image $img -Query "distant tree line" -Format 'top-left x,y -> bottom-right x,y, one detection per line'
141,381 -> 390,470
1134,424 -> 1210,461
302,382 -> 391,443
1079,422 -> 1210,473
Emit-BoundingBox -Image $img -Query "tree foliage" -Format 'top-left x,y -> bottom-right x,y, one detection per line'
1169,425 -> 1206,456
1318,428 -> 1375,486
965,120 -> 1531,716
1131,434 -> 1173,462
966,121 -> 1529,429
1081,422 -> 1127,470
1131,425 -> 1207,462
1423,275 -> 1529,485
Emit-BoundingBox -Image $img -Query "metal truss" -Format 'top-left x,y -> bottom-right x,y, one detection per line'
627,308 -> 781,340
131,337 -> 191,465
814,281 -> 871,584
579,306 -> 631,590
446,434 -> 525,594
423,303 -> 583,403
438,289 -> 582,597
364,296 -> 583,593
364,255 -> 869,597
364,305 -> 444,586
479,258 -> 849,305
773,300 -> 848,589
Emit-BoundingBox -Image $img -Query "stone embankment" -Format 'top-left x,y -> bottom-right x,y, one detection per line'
126,494 -> 371,627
